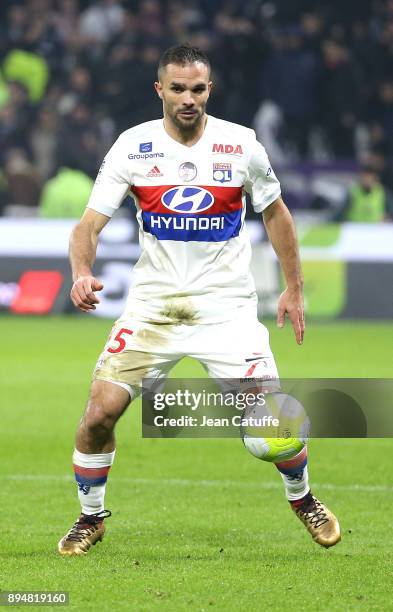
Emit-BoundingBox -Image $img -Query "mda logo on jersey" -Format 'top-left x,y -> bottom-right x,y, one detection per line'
212,143 -> 243,155
161,186 -> 214,214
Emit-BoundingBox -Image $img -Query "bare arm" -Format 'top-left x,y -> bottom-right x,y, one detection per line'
69,208 -> 110,312
263,196 -> 305,344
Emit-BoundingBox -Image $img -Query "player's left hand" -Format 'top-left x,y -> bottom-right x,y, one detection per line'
277,287 -> 305,345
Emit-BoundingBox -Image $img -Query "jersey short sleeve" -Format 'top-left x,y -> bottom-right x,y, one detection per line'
87,136 -> 132,217
245,135 -> 281,213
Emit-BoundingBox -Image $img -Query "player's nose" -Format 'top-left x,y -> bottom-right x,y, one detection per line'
181,92 -> 194,107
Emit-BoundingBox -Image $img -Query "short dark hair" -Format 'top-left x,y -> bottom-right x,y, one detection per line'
158,44 -> 211,79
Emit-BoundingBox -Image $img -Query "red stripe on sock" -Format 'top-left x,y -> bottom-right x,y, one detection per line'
275,446 -> 307,470
73,465 -> 111,477
290,497 -> 306,508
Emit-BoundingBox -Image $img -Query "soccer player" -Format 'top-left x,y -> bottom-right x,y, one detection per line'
58,45 -> 340,555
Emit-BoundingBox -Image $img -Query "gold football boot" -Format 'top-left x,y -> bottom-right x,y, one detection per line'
58,510 -> 111,556
292,494 -> 341,548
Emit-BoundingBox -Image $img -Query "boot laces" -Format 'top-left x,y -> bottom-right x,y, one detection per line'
297,498 -> 329,528
65,510 -> 111,542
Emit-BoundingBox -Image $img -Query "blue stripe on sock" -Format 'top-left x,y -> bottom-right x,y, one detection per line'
75,473 -> 108,487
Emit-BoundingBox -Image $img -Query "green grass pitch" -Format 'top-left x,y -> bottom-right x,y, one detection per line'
1,316 -> 393,610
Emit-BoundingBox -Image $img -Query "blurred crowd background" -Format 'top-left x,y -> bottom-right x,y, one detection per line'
0,0 -> 392,220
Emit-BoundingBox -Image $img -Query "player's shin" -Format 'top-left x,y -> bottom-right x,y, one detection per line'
274,446 -> 310,504
73,448 -> 115,514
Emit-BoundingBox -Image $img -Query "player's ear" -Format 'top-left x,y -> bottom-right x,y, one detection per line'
207,81 -> 213,96
154,81 -> 163,99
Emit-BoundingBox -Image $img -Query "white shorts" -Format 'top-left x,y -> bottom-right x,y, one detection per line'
93,312 -> 279,398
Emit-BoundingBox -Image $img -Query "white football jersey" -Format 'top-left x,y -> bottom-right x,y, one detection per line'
87,115 -> 281,324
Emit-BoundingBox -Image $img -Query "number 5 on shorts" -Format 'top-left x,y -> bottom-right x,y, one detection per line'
108,328 -> 133,354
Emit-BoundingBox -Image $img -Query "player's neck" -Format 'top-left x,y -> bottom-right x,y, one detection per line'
163,114 -> 208,147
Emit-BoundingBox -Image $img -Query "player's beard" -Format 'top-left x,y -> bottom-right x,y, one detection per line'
171,104 -> 206,133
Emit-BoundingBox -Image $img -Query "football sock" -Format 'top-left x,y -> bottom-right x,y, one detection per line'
274,446 -> 310,502
73,448 -> 115,515
289,490 -> 314,509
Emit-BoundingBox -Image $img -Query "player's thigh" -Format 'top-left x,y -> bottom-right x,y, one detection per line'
197,317 -> 279,380
93,318 -> 181,400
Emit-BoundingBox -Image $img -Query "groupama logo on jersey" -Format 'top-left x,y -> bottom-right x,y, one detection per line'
161,187 -> 214,214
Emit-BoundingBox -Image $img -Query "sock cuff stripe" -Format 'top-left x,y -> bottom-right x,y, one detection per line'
73,464 -> 111,478
274,445 -> 308,470
75,473 -> 108,487
276,459 -> 307,476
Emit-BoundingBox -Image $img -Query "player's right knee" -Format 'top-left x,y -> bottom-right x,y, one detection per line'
81,382 -> 130,435
83,403 -> 118,435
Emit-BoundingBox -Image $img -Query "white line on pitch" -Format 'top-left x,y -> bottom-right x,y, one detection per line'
2,474 -> 392,493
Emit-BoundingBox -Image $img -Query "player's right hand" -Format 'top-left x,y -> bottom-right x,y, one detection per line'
276,287 -> 305,345
70,276 -> 104,312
